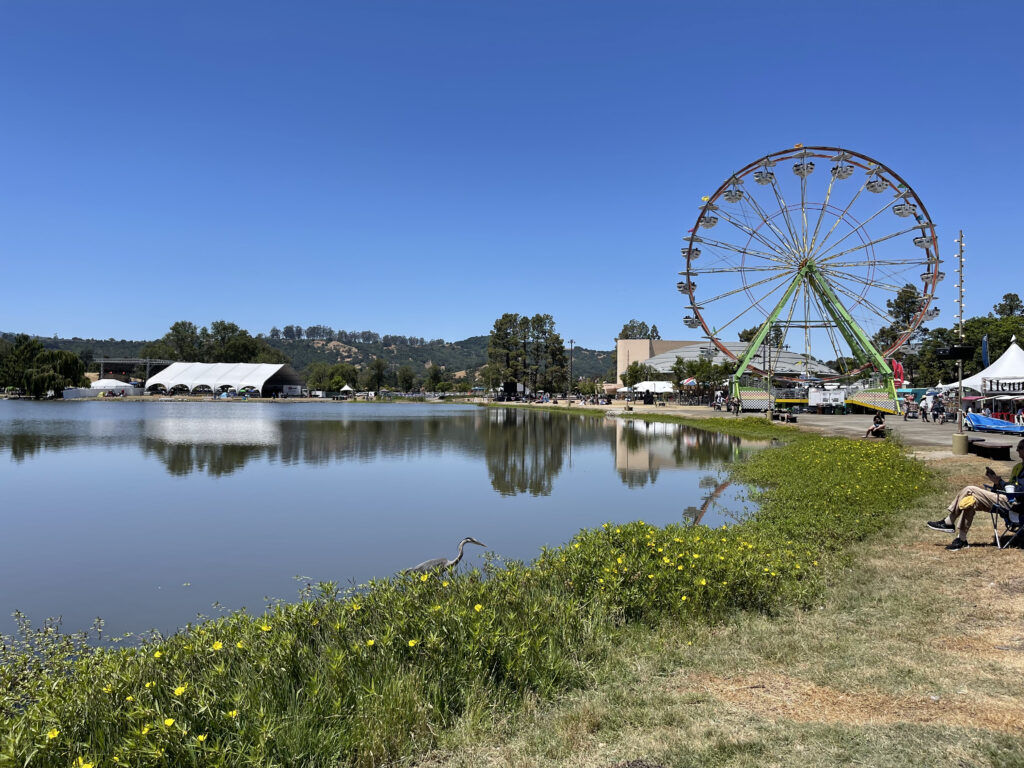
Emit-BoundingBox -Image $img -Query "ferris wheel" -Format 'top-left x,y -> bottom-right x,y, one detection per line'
680,145 -> 941,398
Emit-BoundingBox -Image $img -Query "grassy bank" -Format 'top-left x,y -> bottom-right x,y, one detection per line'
420,452 -> 1024,768
1,420 -> 930,767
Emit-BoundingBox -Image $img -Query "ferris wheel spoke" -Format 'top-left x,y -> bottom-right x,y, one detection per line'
687,264 -> 791,275
814,195 -> 910,261
705,277 -> 796,338
807,172 -> 839,256
765,176 -> 804,253
824,258 -> 924,269
828,279 -> 895,326
696,233 -> 792,265
816,225 -> 921,265
809,176 -> 870,257
800,167 -> 809,253
711,207 -> 795,261
739,192 -> 799,256
819,266 -> 908,294
807,288 -> 852,373
697,271 -> 793,307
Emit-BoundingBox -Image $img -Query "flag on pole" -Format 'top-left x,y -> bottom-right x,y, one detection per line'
982,334 -> 990,367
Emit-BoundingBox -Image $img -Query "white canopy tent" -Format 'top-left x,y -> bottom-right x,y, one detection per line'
617,380 -> 675,394
938,341 -> 1024,394
91,378 -> 137,390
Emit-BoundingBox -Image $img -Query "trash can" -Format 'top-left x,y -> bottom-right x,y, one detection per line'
952,433 -> 969,455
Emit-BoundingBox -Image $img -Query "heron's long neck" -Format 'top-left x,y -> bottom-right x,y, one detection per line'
451,539 -> 467,567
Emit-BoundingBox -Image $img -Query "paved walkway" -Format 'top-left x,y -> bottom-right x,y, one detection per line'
562,401 -> 1021,459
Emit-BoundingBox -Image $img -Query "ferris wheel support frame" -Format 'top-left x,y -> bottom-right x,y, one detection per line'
729,261 -> 897,404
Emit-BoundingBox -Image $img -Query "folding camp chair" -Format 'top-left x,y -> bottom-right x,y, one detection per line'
987,487 -> 1024,549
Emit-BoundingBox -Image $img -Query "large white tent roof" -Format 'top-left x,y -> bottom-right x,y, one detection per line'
645,342 -> 835,376
938,341 -> 1024,393
91,378 -> 137,389
146,362 -> 301,393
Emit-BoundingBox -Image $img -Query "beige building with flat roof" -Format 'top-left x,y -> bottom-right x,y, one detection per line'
615,339 -> 702,386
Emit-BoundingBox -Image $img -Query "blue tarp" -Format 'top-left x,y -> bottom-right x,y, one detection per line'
965,413 -> 1024,435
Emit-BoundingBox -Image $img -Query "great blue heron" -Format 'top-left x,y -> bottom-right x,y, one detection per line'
406,537 -> 487,574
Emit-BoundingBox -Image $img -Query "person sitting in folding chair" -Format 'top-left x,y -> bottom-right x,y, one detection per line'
927,439 -> 1024,551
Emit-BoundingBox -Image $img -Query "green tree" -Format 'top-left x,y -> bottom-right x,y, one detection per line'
739,324 -> 784,348
0,336 -> 87,397
487,313 -> 524,388
424,364 -> 445,392
621,361 -> 655,389
367,357 -> 389,394
993,293 -> 1024,318
167,321 -> 203,360
618,319 -> 651,339
397,365 -> 417,392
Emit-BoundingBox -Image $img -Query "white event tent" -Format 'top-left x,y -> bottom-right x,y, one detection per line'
938,340 -> 1024,394
617,380 -> 675,394
145,362 -> 303,396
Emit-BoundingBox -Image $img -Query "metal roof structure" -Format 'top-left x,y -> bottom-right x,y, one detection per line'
645,342 -> 835,377
145,362 -> 303,394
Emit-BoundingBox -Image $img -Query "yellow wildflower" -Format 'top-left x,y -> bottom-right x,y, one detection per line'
141,725 -> 152,735
125,695 -> 134,702
699,578 -> 706,586
145,682 -> 155,689
197,734 -> 207,743
419,573 -> 429,582
46,728 -> 59,740
260,624 -> 272,632
366,639 -> 375,646
102,685 -> 112,693
174,684 -> 187,696
236,641 -> 244,649
408,639 -> 418,647
74,759 -> 94,768
212,641 -> 223,651
474,603 -> 483,612
441,581 -> 449,587
164,718 -> 175,727
227,709 -> 238,718
153,650 -> 163,658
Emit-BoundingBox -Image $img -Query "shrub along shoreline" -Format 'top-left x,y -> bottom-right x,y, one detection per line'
0,417 -> 930,768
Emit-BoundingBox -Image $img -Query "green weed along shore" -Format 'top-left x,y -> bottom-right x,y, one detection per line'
0,418 -> 930,767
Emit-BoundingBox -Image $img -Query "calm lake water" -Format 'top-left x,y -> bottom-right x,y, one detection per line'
0,401 -> 759,637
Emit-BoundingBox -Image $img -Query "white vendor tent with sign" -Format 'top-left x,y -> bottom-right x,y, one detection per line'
938,340 -> 1024,394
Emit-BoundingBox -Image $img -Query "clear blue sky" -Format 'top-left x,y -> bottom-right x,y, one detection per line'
1,1 -> 1020,351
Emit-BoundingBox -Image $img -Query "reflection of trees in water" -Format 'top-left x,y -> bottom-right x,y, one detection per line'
1,410 -> 754,491
140,441 -> 267,477
0,422 -> 142,463
617,420 -> 745,487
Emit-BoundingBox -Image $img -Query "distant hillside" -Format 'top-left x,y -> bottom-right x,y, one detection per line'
1,331 -> 613,380
265,336 -> 612,379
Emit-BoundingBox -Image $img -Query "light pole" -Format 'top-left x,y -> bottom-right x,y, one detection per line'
955,231 -> 966,434
568,339 -> 574,406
